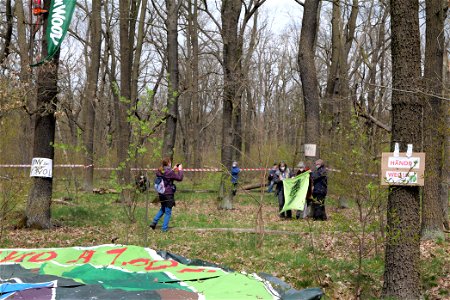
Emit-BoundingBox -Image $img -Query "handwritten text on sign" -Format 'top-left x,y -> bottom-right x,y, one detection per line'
30,158 -> 53,178
381,153 -> 425,186
387,156 -> 421,169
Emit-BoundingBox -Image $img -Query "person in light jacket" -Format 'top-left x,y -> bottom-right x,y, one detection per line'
274,161 -> 292,219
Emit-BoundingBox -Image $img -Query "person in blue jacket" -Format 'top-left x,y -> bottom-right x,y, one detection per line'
231,161 -> 240,196
150,157 -> 184,232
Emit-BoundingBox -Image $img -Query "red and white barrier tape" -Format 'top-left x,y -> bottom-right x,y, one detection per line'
0,165 -> 377,177
0,165 -> 265,172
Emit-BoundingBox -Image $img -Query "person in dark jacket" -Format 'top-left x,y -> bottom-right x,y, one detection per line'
274,161 -> 292,219
311,159 -> 328,220
150,157 -> 184,232
267,163 -> 278,193
231,161 -> 240,196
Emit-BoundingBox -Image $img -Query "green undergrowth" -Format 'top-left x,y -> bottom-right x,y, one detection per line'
0,180 -> 448,299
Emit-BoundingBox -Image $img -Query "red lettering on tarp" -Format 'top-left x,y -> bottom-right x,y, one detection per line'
66,250 -> 96,264
0,251 -> 36,263
106,247 -> 127,265
145,259 -> 178,271
29,251 -> 57,263
122,258 -> 150,267
178,268 -> 206,273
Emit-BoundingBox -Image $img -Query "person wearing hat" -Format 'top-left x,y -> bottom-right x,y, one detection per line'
295,161 -> 313,219
231,161 -> 240,196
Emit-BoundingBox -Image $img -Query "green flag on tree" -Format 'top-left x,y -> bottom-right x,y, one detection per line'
280,171 -> 310,213
32,0 -> 77,67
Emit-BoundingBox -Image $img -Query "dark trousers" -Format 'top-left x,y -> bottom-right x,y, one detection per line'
277,189 -> 292,218
312,195 -> 327,220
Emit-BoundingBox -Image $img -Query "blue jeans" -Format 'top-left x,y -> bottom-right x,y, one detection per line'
152,206 -> 172,231
152,194 -> 174,231
267,180 -> 275,193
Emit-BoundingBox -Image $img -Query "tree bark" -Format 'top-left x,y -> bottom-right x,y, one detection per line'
162,0 -> 180,160
382,0 -> 422,297
219,0 -> 242,209
0,0 -> 13,65
26,0 -> 59,229
117,0 -> 135,194
298,0 -> 321,162
421,0 -> 447,240
443,52 -> 450,230
82,0 -> 102,193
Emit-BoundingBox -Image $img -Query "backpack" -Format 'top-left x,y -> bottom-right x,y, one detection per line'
154,176 -> 165,194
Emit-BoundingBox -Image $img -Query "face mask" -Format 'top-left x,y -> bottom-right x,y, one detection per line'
280,167 -> 285,171
315,165 -> 320,169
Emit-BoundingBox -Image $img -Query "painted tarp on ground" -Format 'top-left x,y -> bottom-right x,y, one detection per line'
0,244 -> 323,299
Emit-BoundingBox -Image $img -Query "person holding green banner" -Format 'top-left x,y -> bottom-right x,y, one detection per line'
279,168 -> 311,219
274,161 -> 293,219
295,162 -> 313,219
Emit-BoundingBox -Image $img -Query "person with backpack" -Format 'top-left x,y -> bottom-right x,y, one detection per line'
150,157 -> 183,232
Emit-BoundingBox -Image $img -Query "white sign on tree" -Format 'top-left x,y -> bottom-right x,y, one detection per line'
30,158 -> 53,178
304,144 -> 317,157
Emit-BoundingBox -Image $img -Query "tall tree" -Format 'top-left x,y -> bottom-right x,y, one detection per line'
421,0 -> 447,239
298,0 -> 321,162
162,0 -> 180,160
219,0 -> 242,209
218,0 -> 264,209
82,0 -> 102,192
26,0 -> 59,229
382,0 -> 422,297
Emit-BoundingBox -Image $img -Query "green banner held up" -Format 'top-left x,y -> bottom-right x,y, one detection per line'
32,0 -> 77,67
280,171 -> 310,214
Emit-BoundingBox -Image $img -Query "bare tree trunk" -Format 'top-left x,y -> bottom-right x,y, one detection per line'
219,0 -> 242,209
162,0 -> 180,160
0,0 -> 12,64
443,52 -> 450,230
82,0 -> 102,192
189,0 -> 203,168
26,0 -> 59,229
298,0 -> 321,162
15,0 -> 33,162
382,0 -> 422,297
117,0 -> 134,194
421,0 -> 446,240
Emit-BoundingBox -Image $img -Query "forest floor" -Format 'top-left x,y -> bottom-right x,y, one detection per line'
0,186 -> 449,299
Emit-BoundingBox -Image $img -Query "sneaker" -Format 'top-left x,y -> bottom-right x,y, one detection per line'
149,223 -> 156,230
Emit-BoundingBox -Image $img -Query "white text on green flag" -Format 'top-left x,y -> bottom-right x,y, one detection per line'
32,0 -> 77,67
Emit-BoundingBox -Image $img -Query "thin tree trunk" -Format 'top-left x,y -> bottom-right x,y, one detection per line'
162,0 -> 180,160
421,0 -> 446,240
117,0 -> 134,196
82,0 -> 102,192
382,0 -> 422,297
